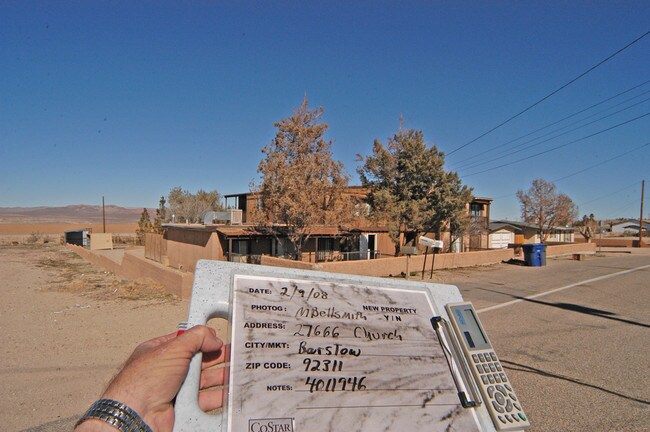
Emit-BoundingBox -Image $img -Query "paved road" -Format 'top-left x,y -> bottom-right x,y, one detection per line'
434,250 -> 650,431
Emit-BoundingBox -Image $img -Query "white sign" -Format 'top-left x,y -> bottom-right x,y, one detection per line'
419,237 -> 444,249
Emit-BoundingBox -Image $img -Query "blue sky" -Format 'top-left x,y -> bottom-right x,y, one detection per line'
1,1 -> 648,220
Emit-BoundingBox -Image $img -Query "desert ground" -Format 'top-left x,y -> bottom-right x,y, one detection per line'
0,242 -> 194,431
0,223 -> 138,246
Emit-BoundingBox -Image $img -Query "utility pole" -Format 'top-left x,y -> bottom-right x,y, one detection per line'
102,196 -> 106,233
639,180 -> 645,248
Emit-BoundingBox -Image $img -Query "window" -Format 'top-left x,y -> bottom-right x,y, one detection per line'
470,203 -> 482,217
318,238 -> 335,252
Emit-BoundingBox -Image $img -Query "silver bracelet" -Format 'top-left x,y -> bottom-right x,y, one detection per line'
76,398 -> 153,432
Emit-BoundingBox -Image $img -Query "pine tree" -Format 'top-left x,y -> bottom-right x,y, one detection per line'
357,123 -> 472,255
153,196 -> 166,233
136,208 -> 152,245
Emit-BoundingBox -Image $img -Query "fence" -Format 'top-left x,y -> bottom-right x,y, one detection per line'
145,233 -> 166,262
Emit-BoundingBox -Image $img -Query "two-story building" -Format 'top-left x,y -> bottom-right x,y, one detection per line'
145,188 -> 494,271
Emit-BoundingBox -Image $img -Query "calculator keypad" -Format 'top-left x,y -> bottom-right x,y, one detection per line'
472,350 -> 529,430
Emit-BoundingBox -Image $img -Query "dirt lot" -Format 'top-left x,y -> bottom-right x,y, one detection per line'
0,243 -> 190,431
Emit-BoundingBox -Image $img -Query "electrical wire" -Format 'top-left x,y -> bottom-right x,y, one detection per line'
451,83 -> 650,169
579,181 -> 641,206
447,31 -> 650,156
456,96 -> 650,171
553,142 -> 650,183
475,144 -> 648,202
462,112 -> 650,177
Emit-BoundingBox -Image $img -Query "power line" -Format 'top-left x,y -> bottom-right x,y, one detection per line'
456,96 -> 650,171
579,181 -> 640,207
479,143 -> 649,202
553,142 -> 650,183
462,112 -> 650,177
451,81 -> 650,168
447,31 -> 650,156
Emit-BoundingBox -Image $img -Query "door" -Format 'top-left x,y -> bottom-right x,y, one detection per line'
489,231 -> 514,249
360,234 -> 377,259
368,234 -> 377,259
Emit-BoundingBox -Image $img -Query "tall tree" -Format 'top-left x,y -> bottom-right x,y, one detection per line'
152,196 -> 166,234
254,97 -> 353,259
136,208 -> 152,245
167,187 -> 224,223
357,125 -> 472,255
516,178 -> 578,243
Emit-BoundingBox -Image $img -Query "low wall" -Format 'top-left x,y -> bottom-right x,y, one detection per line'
546,243 -> 597,256
595,238 -> 646,248
90,233 -> 113,250
67,245 -> 194,299
316,248 -> 516,278
260,255 -> 316,270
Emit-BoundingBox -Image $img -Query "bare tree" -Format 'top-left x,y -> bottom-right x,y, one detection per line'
516,179 -> 578,243
575,213 -> 598,243
167,187 -> 224,223
254,97 -> 354,260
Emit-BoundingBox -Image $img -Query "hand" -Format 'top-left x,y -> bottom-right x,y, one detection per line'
75,325 -> 227,432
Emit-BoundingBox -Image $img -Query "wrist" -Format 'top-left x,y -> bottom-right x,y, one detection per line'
75,399 -> 153,432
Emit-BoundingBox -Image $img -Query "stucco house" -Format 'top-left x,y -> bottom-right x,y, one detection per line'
609,220 -> 649,235
489,220 -> 574,246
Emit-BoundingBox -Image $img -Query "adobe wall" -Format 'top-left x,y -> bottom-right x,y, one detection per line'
67,244 -> 122,275
165,231 -> 223,272
316,248 -> 516,278
546,242 -> 597,256
66,245 -> 194,299
90,233 -> 113,250
260,255 -> 315,270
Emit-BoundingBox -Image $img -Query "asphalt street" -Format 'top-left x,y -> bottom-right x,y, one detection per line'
433,250 -> 650,432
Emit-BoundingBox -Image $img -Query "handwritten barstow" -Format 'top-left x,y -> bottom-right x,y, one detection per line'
295,306 -> 367,320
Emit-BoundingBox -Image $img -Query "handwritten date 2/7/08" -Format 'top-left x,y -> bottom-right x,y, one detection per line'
304,376 -> 366,393
280,286 -> 328,301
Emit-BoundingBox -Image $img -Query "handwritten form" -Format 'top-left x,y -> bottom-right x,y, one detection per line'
228,275 -> 480,432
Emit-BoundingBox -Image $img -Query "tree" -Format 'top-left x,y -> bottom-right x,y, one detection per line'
167,187 -> 224,223
516,178 -> 578,243
575,213 -> 599,243
357,124 -> 472,255
136,208 -> 152,245
254,97 -> 353,260
152,196 -> 166,234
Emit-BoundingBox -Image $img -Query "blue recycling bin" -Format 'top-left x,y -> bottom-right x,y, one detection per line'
522,243 -> 546,267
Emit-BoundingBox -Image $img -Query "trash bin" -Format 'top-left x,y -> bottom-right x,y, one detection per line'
522,243 -> 546,267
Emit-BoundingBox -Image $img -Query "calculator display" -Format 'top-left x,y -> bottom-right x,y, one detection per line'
451,305 -> 491,350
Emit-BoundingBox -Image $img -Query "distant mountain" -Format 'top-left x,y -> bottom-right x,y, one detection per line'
0,205 -> 155,224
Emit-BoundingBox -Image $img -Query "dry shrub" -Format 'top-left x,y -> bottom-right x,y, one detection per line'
38,245 -> 177,302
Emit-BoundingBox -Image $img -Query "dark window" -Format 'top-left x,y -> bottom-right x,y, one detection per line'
318,238 -> 335,252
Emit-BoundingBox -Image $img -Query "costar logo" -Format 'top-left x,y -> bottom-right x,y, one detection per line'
248,418 -> 294,432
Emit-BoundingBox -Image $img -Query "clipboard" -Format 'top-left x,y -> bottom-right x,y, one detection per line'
173,260 -> 501,432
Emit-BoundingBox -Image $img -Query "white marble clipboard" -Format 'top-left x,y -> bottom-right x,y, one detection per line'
173,260 -> 497,432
